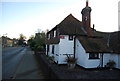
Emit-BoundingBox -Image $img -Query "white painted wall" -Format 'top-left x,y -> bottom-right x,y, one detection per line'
118,55 -> 120,69
46,44 -> 59,63
46,44 -> 60,63
46,37 -> 120,69
59,35 -> 74,54
75,39 -> 100,68
75,39 -> 87,67
58,35 -> 74,64
103,54 -> 119,68
48,45 -> 53,56
54,44 -> 59,63
46,35 -> 74,64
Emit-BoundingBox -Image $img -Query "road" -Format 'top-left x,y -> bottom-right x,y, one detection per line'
2,46 -> 47,79
2,47 -> 26,79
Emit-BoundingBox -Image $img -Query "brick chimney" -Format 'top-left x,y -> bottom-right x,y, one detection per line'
81,0 -> 92,35
86,0 -> 88,6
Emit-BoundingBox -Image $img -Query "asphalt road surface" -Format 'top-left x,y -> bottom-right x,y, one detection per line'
2,46 -> 25,79
2,46 -> 47,80
2,47 -> 26,79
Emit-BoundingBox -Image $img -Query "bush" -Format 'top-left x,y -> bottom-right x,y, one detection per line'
47,56 -> 54,61
34,44 -> 44,51
66,57 -> 77,63
106,60 -> 116,68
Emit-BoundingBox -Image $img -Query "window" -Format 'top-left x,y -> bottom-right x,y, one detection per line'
85,16 -> 87,21
47,45 -> 49,52
52,45 -> 54,54
47,45 -> 49,55
69,35 -> 73,40
48,34 -> 50,39
53,30 -> 56,37
89,53 -> 99,59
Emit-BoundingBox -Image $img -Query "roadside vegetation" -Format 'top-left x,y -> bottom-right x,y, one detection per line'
18,34 -> 27,46
27,30 -> 46,52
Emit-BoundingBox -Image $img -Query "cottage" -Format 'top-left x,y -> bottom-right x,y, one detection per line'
46,14 -> 83,64
75,31 -> 120,68
46,0 -> 120,69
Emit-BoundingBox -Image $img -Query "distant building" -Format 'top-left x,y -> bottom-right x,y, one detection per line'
2,36 -> 18,48
2,36 -> 8,48
7,39 -> 13,47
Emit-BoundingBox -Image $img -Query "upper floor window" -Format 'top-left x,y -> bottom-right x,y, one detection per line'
53,30 -> 56,37
85,16 -> 87,21
48,34 -> 50,39
69,35 -> 73,40
89,53 -> 99,59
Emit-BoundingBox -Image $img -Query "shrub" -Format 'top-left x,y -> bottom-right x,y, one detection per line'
66,57 -> 77,63
34,44 -> 44,51
106,60 -> 116,68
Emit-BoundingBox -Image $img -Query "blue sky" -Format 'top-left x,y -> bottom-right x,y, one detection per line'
0,0 -> 120,39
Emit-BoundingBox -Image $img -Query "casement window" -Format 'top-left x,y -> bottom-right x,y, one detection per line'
85,16 -> 87,21
89,53 -> 99,59
69,35 -> 73,40
47,45 -> 49,56
48,34 -> 50,39
53,30 -> 56,37
52,45 -> 54,54
47,45 -> 49,52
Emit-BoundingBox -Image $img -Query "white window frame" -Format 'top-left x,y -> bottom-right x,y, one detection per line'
53,30 -> 56,37
69,35 -> 73,40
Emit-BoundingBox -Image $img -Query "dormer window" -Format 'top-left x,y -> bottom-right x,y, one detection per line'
48,34 -> 50,39
53,30 -> 56,37
85,16 -> 87,21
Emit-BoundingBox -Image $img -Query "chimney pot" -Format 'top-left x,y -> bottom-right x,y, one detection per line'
86,0 -> 88,7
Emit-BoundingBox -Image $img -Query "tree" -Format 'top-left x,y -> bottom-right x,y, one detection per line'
34,31 -> 45,51
28,30 -> 46,52
18,34 -> 26,45
28,35 -> 36,50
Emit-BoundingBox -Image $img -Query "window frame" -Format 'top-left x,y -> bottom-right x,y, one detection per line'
48,34 -> 50,39
47,45 -> 49,52
89,53 -> 99,59
53,30 -> 56,37
52,45 -> 54,54
69,35 -> 73,40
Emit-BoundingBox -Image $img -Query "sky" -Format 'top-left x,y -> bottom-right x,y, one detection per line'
0,0 -> 120,39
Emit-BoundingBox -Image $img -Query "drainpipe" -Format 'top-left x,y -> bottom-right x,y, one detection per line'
101,53 -> 104,67
74,36 -> 76,58
74,24 -> 77,58
100,53 -> 104,67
